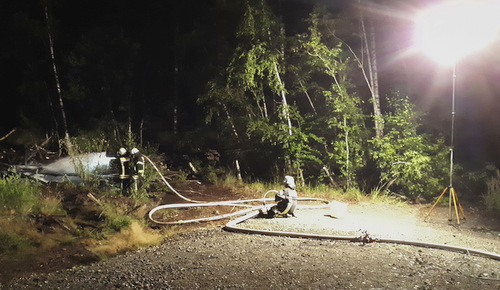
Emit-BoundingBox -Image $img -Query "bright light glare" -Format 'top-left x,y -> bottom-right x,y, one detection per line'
415,0 -> 500,65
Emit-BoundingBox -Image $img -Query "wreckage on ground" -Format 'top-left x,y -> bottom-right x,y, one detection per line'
10,152 -> 118,184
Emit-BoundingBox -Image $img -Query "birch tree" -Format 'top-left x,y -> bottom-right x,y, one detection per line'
299,9 -> 366,187
226,0 -> 291,132
359,0 -> 383,138
44,1 -> 74,155
200,0 -> 308,180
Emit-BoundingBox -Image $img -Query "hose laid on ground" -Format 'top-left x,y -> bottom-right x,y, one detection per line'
224,210 -> 500,261
145,159 -> 331,224
145,157 -> 500,261
148,196 -> 330,225
143,155 -> 199,203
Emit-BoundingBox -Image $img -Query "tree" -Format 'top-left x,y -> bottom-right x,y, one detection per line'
358,0 -> 384,138
44,1 -> 74,155
298,8 -> 367,187
200,0 -> 300,180
226,0 -> 291,133
369,95 -> 448,199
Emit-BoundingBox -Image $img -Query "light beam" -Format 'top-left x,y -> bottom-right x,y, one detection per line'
414,0 -> 500,65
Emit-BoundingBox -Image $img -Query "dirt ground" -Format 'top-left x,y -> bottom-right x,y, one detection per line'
2,183 -> 500,289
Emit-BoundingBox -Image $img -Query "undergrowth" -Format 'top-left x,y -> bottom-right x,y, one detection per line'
0,172 -> 41,216
485,170 -> 500,216
218,174 -> 406,205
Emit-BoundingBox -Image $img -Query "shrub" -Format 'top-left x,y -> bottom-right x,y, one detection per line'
369,95 -> 448,200
0,232 -> 33,258
0,173 -> 41,216
106,214 -> 133,232
485,170 -> 500,216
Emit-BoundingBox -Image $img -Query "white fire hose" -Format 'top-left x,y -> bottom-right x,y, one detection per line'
145,155 -> 500,262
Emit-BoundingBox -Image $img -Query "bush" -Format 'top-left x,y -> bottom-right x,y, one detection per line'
0,232 -> 33,258
106,214 -> 133,232
485,169 -> 500,216
369,96 -> 448,200
0,173 -> 41,216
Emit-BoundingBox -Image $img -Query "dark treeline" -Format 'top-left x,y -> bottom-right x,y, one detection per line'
1,0 -> 498,201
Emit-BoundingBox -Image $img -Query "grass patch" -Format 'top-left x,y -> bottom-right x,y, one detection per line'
485,170 -> 500,216
0,231 -> 34,259
106,213 -> 133,232
0,173 -> 41,216
37,196 -> 67,216
0,217 -> 74,260
88,221 -> 163,258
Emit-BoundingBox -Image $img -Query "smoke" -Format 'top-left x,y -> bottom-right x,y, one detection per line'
40,152 -> 115,175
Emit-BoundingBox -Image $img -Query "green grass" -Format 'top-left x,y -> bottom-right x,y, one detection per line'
0,231 -> 34,259
485,170 -> 500,216
216,173 -> 408,206
0,173 -> 41,216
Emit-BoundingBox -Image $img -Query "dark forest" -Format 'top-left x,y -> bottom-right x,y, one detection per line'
1,0 -> 500,201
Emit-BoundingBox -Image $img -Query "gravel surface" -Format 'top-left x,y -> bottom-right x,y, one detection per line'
2,203 -> 500,289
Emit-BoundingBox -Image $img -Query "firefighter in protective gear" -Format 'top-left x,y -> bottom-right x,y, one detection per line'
130,148 -> 145,192
275,175 -> 298,217
118,147 -> 131,195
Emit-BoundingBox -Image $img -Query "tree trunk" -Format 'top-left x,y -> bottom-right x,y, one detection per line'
274,62 -> 292,136
128,114 -> 132,142
45,81 -> 60,141
45,2 -> 74,155
222,103 -> 239,140
173,12 -> 180,135
322,166 -> 338,187
299,81 -> 317,115
139,118 -> 144,147
344,116 -> 351,188
235,159 -> 242,181
360,1 -> 383,138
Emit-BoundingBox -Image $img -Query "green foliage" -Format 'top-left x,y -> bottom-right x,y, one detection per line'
99,201 -> 134,232
0,173 -> 41,216
70,133 -> 111,154
327,90 -> 367,185
226,0 -> 285,112
283,106 -> 322,180
38,196 -> 67,216
299,8 -> 346,80
0,231 -> 33,258
296,7 -> 367,186
106,214 -> 133,232
369,95 -> 448,199
485,169 -> 500,216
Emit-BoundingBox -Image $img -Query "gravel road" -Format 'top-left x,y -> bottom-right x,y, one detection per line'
2,204 -> 500,289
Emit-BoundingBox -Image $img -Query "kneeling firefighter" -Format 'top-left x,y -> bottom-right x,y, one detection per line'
262,176 -> 298,218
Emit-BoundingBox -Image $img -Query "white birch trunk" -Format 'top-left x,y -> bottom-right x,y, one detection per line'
360,1 -> 383,138
45,3 -> 74,155
299,81 -> 317,115
274,62 -> 292,136
344,116 -> 351,188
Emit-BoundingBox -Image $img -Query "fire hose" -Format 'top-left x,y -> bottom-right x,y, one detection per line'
225,211 -> 500,261
145,156 -> 500,262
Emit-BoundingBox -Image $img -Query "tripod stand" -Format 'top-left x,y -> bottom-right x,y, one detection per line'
426,63 -> 466,224
426,186 -> 466,224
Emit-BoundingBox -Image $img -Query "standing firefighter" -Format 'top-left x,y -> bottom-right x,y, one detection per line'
118,147 -> 131,195
275,176 -> 298,217
130,147 -> 145,192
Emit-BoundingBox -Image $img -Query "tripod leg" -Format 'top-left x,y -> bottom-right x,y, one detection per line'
450,187 -> 460,224
426,187 -> 449,219
451,187 -> 466,219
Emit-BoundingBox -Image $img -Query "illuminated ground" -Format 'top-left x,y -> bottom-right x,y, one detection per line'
2,183 -> 500,289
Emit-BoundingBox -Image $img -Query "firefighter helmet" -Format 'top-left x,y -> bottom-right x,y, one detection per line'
118,147 -> 127,156
283,175 -> 296,190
